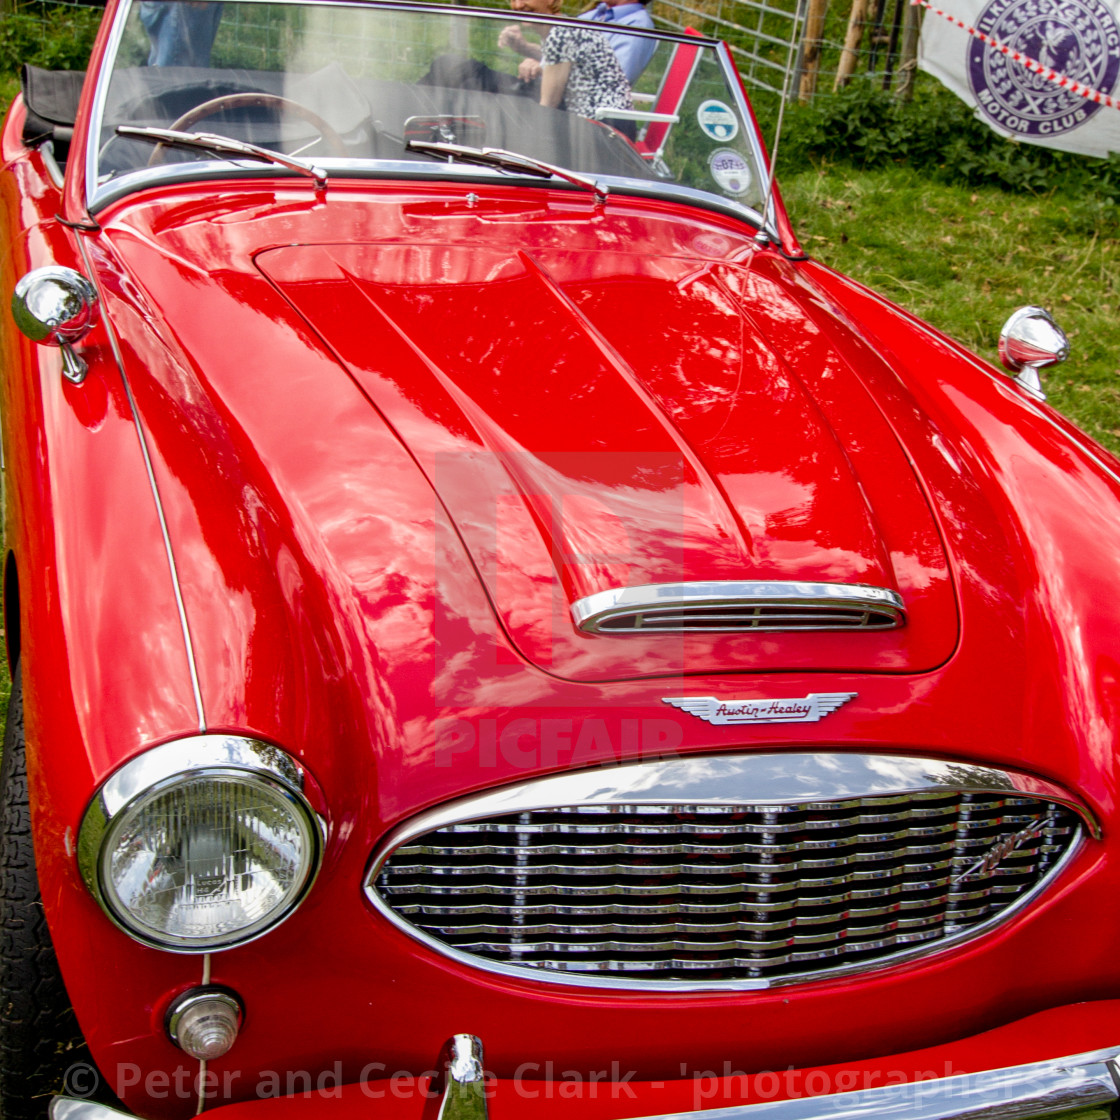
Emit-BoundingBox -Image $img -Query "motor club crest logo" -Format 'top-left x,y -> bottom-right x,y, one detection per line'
967,0 -> 1120,138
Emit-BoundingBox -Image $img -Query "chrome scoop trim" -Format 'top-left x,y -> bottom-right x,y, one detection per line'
571,581 -> 905,634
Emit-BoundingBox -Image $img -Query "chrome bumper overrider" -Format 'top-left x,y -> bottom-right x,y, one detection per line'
48,1033 -> 1120,1120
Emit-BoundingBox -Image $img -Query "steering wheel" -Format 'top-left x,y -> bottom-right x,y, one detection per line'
148,92 -> 349,166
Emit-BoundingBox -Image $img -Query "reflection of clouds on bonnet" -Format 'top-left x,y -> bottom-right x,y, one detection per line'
466,753 -> 1025,810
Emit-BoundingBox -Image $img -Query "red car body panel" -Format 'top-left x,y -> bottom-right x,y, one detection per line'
3,10 -> 1120,1120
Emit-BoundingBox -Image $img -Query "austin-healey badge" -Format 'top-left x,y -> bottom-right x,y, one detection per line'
662,693 -> 857,725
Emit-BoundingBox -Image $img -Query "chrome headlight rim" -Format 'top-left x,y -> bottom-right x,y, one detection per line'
78,735 -> 324,954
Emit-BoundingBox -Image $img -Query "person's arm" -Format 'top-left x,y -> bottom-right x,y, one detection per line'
540,60 -> 572,106
498,24 -> 543,59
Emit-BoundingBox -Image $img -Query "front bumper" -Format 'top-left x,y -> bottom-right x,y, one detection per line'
50,1004 -> 1120,1120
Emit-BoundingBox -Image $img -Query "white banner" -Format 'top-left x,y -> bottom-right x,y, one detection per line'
919,0 -> 1120,156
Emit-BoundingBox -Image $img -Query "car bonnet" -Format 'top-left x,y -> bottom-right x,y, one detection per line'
252,230 -> 958,682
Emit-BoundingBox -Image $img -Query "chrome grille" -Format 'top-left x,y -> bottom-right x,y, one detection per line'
373,792 -> 1079,985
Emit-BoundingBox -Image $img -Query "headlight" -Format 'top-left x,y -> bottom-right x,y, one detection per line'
78,736 -> 323,952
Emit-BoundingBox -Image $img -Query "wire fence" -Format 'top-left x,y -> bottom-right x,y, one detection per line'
652,0 -> 924,101
0,0 -> 924,103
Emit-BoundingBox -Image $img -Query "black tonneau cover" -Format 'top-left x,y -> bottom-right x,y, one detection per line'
21,65 -> 86,160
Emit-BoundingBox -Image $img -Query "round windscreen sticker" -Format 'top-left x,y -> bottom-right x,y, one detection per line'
708,149 -> 752,196
697,100 -> 739,142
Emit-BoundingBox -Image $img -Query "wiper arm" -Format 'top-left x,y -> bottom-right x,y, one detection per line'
117,125 -> 327,188
406,140 -> 607,203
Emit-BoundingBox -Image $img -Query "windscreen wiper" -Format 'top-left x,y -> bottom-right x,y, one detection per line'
116,125 -> 327,188
406,140 -> 607,203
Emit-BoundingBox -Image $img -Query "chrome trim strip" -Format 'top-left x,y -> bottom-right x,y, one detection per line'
714,39 -> 779,241
75,237 -> 206,732
364,752 -> 1095,991
42,140 -> 65,189
424,1035 -> 489,1120
632,1048 -> 1120,1120
83,0 -> 132,211
571,582 -> 905,633
77,735 -> 322,954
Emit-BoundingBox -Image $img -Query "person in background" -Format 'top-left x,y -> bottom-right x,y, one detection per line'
139,1 -> 223,67
579,0 -> 655,85
501,0 -> 654,87
498,0 -> 632,123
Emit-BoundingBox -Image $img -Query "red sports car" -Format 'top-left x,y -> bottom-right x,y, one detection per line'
1,4 -> 1112,1120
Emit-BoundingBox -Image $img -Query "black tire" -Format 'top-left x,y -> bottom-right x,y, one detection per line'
0,669 -> 92,1120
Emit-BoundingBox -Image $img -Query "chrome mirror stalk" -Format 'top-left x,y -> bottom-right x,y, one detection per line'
59,343 -> 89,385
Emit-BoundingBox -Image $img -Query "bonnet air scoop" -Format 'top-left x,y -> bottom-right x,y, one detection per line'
572,581 -> 906,634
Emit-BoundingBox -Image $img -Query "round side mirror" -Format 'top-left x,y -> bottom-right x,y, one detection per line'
998,306 -> 1069,401
11,267 -> 99,384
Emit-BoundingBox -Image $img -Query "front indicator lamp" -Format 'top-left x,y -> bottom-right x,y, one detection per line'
78,736 -> 323,952
167,988 -> 243,1060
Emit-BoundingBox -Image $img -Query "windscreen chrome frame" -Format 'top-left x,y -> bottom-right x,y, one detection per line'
84,0 -> 776,235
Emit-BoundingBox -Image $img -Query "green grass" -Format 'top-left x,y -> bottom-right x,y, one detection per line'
779,162 -> 1120,454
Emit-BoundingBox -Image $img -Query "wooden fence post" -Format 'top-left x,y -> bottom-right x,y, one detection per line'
797,0 -> 830,102
881,0 -> 904,87
834,0 -> 867,88
895,0 -> 922,98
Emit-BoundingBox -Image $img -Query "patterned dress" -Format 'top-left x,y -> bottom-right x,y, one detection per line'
540,24 -> 632,120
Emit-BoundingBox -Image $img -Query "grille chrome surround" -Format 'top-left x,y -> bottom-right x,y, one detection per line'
571,582 -> 906,634
366,754 -> 1090,991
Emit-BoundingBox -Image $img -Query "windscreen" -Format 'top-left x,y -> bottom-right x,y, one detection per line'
92,0 -> 768,216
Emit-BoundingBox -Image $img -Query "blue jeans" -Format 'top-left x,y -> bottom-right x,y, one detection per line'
139,1 -> 224,67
